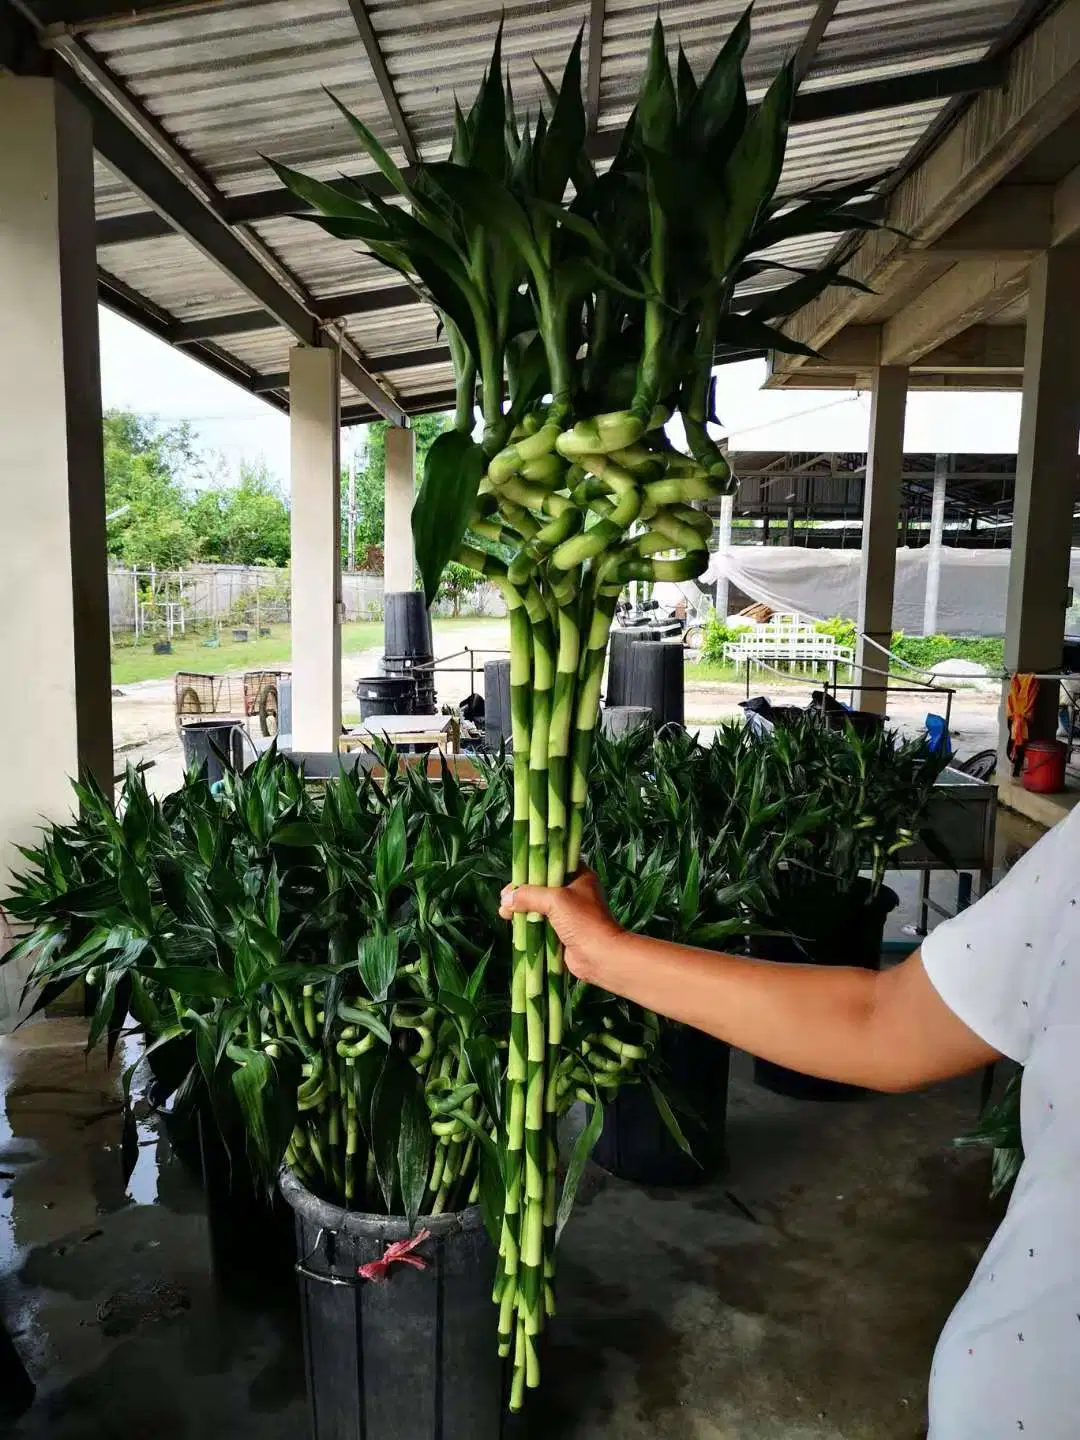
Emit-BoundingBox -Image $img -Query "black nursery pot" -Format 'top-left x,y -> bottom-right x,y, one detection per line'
198,1114 -> 295,1300
280,1169 -> 508,1440
752,879 -> 899,1102
593,1024 -> 731,1186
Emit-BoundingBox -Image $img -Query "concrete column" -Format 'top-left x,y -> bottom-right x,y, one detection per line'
855,366 -> 909,713
289,346 -> 342,752
714,494 -> 734,619
0,77 -> 111,885
922,454 -> 949,636
384,425 -> 416,593
1001,249 -> 1080,760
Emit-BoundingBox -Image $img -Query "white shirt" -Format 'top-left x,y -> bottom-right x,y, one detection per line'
922,802 -> 1080,1438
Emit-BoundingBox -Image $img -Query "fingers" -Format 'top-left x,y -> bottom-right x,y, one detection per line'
499,883 -> 556,919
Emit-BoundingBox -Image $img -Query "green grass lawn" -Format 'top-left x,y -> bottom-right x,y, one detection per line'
111,621 -> 383,686
111,614 -> 508,686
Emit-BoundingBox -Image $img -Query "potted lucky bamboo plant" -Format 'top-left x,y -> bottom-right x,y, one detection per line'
271,9 -> 881,1407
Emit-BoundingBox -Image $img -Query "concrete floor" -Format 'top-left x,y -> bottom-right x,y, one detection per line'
0,1009 -> 1006,1440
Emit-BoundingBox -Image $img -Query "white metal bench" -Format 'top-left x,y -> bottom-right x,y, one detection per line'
723,613 -> 853,672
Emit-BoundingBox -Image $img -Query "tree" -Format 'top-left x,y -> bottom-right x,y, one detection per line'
104,410 -> 199,568
189,460 -> 291,565
342,412 -> 451,568
437,561 -> 483,617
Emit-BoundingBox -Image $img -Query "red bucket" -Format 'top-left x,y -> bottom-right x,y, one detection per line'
1022,740 -> 1067,794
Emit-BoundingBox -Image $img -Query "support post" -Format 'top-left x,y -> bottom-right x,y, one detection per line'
715,494 -> 734,619
384,425 -> 416,594
923,454 -> 949,636
289,346 -> 342,753
0,76 -> 112,889
855,366 -> 909,713
1001,250 -> 1080,763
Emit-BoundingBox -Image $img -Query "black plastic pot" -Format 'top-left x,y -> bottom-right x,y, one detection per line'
752,880 -> 899,1101
356,674 -> 417,721
179,720 -> 245,785
280,1170 -> 506,1439
484,658 -> 512,752
593,1025 -> 731,1186
199,1114 -> 294,1301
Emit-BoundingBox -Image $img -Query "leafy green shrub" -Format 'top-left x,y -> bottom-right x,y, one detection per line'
814,616 -> 857,652
700,615 -> 741,664
892,634 -> 1004,672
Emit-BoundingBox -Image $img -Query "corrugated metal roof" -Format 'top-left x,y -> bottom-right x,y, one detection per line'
810,0 -> 1023,83
68,0 -> 1039,417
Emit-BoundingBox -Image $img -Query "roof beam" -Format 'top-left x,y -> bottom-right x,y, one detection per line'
342,387 -> 458,427
881,259 -> 1031,365
97,268 -> 288,413
793,0 -> 840,84
777,0 -> 1080,369
814,323 -> 1026,372
253,345 -> 451,391
585,0 -> 605,134
29,0 -> 227,25
928,184 -> 1054,257
171,283 -> 422,344
94,60 -> 1008,249
342,0 -> 419,167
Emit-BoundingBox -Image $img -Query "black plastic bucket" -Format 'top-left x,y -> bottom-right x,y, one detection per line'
356,675 -> 417,721
180,721 -> 245,785
625,639 -> 685,728
280,1171 -> 506,1439
484,659 -> 512,751
198,1113 -> 294,1302
600,705 -> 654,739
593,1026 -> 731,1186
384,591 -> 433,659
606,626 -> 663,707
752,882 -> 899,1101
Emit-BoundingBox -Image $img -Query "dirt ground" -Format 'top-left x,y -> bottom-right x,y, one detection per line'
112,617 -> 1002,795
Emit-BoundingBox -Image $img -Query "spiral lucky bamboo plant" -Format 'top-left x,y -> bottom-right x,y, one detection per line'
267,9 -> 877,1406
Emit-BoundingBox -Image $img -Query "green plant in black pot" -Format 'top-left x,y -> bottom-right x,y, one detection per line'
746,717 -> 949,1099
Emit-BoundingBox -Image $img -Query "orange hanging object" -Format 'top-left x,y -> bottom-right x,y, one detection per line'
1006,673 -> 1039,757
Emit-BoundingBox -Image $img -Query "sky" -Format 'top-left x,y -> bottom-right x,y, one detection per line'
99,306 -> 1026,488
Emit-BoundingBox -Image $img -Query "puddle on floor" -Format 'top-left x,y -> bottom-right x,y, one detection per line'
0,1013 -> 306,1436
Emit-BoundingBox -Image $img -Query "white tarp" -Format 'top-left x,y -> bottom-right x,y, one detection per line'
700,546 -> 1080,636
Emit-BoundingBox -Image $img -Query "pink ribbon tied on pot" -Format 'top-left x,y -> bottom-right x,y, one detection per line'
357,1230 -> 432,1284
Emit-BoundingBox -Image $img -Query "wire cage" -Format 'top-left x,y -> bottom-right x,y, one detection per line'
175,670 -> 285,736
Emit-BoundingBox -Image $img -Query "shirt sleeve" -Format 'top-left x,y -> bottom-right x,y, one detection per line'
920,804 -> 1080,1063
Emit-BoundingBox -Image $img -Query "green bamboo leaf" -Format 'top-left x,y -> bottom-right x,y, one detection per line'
397,1063 -> 433,1225
413,430 -> 486,607
747,264 -> 874,320
339,1004 -> 393,1045
375,803 -> 408,897
262,156 -> 371,219
471,19 -> 506,178
749,201 -> 882,254
713,58 -> 795,274
714,312 -> 821,360
370,1046 -> 422,1212
536,28 -> 585,202
647,1077 -> 696,1161
424,163 -> 540,271
464,1034 -> 502,1126
675,44 -> 698,119
357,933 -> 399,1004
687,4 -> 750,151
323,89 -> 414,202
141,964 -> 233,999
556,1100 -> 603,1242
637,17 -> 676,153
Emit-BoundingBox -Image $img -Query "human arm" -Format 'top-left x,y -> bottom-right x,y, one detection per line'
501,872 -> 1001,1093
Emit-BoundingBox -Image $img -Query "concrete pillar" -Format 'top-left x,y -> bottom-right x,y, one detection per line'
384,425 -> 416,593
0,77 -> 111,885
922,454 -> 949,636
1001,249 -> 1080,760
714,494 -> 734,619
289,346 -> 342,752
855,366 -> 909,713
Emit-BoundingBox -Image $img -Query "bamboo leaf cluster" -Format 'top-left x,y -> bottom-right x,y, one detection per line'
270,13 -> 879,1398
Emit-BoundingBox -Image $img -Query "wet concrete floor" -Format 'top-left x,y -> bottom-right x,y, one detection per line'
0,1006 -> 1004,1439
